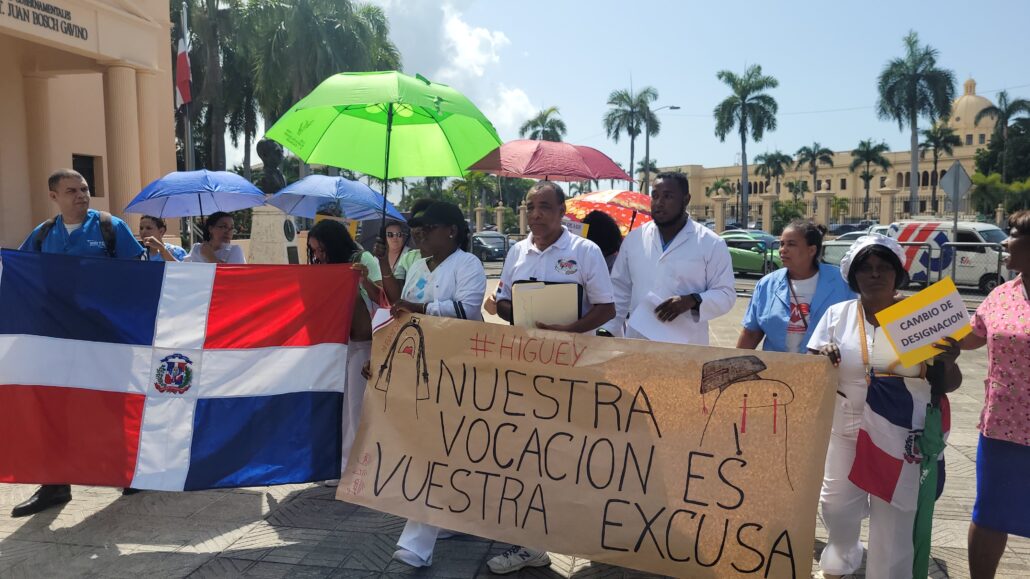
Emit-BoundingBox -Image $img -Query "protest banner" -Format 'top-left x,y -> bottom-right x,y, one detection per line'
875,277 -> 972,368
338,315 -> 837,578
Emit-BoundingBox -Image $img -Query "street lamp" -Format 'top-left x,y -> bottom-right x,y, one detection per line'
642,104 -> 679,194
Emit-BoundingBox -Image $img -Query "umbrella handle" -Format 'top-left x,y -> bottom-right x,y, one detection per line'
380,103 -> 394,239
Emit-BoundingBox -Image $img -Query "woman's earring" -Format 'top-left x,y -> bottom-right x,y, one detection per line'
449,234 -> 454,239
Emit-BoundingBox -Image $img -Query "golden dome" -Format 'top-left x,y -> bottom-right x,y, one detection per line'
946,78 -> 995,131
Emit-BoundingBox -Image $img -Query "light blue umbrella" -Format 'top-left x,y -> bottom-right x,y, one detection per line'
124,170 -> 266,217
266,174 -> 405,221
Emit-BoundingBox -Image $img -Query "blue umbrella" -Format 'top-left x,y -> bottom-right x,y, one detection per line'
124,170 -> 266,217
266,174 -> 405,222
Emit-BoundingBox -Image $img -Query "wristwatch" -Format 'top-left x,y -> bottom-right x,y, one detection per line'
689,293 -> 703,311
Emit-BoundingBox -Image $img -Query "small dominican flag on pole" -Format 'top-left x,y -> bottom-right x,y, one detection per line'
175,2 -> 192,109
0,250 -> 358,491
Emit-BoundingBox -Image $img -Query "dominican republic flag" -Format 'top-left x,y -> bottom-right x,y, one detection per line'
849,374 -> 951,511
0,249 -> 358,491
175,5 -> 192,108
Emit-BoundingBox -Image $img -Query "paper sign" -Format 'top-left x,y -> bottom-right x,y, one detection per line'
875,277 -> 972,367
512,282 -> 579,328
562,218 -> 590,238
339,315 -> 837,578
626,292 -> 696,345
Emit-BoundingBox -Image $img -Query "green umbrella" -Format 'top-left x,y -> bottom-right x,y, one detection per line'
912,402 -> 946,579
265,71 -> 502,224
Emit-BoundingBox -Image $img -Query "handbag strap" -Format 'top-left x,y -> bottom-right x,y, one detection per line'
787,277 -> 809,329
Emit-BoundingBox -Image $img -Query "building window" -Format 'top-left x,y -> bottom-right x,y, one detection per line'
840,178 -> 847,190
880,176 -> 887,187
965,134 -> 973,146
979,134 -> 986,145
72,155 -> 100,197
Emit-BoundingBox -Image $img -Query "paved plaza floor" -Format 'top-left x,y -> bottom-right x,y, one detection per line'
1,284 -> 1028,578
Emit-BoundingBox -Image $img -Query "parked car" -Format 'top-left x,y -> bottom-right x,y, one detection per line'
888,220 -> 1010,292
722,229 -> 779,249
828,223 -> 863,236
821,239 -> 854,266
470,231 -> 508,262
833,231 -> 867,242
724,237 -> 782,275
868,224 -> 889,236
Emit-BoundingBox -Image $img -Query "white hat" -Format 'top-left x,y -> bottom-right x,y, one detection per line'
839,234 -> 907,281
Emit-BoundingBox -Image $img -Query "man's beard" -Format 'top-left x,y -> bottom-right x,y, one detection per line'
652,211 -> 685,227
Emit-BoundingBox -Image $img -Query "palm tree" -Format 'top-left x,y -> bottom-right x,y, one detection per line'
224,1 -> 259,180
974,90 -> 1030,183
519,106 -> 567,142
706,177 -> 733,197
830,195 -> 850,224
450,171 -> 497,218
795,142 -> 835,192
849,139 -> 892,215
919,125 -> 962,214
191,0 -> 234,170
785,179 -> 810,206
636,158 -> 658,189
603,86 -> 658,191
609,163 -> 625,189
754,151 -> 792,195
877,30 -> 956,214
713,64 -> 779,228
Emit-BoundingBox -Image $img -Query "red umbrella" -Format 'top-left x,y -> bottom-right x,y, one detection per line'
467,139 -> 631,182
565,198 -> 652,237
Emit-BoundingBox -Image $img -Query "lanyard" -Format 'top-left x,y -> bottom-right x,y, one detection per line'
856,301 -> 924,381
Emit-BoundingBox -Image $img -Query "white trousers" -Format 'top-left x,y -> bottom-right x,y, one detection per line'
341,341 -> 372,472
397,520 -> 440,564
819,429 -> 916,578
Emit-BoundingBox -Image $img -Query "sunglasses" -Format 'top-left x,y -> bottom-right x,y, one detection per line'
385,231 -> 408,239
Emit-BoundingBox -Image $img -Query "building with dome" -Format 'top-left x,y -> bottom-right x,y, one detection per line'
660,78 -> 997,225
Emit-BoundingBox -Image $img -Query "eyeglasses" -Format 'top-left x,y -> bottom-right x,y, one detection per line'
385,231 -> 408,239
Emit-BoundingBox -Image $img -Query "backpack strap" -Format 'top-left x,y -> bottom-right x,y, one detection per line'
33,216 -> 60,251
97,211 -> 117,258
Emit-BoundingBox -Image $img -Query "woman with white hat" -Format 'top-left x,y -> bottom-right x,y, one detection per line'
808,234 -> 962,578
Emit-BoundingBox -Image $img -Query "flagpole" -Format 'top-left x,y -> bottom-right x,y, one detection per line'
180,1 -> 196,245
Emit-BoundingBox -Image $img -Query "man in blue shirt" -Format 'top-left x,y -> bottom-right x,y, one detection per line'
18,169 -> 143,259
11,169 -> 143,519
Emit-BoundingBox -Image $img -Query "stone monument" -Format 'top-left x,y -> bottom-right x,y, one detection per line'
247,139 -> 301,264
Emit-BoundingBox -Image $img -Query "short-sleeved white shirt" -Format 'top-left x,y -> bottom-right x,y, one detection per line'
807,299 -> 925,403
496,227 -> 614,315
184,243 -> 246,264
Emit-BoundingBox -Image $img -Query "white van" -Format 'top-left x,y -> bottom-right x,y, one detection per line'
887,220 -> 1009,292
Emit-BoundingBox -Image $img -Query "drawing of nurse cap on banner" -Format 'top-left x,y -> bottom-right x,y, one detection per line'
372,317 -> 430,419
698,355 -> 797,490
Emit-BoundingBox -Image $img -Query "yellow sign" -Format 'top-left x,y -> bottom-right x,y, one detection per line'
314,214 -> 359,238
339,315 -> 837,578
875,277 -> 972,367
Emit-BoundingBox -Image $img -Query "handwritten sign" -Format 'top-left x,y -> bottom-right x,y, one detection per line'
875,277 -> 972,367
338,315 -> 837,578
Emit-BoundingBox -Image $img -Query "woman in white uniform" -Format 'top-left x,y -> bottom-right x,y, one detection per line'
808,235 -> 961,578
389,201 -> 486,568
184,212 -> 246,264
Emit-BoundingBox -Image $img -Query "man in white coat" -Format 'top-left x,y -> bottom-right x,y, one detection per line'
605,172 -> 735,344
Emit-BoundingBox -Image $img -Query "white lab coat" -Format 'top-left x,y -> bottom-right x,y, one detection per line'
605,218 -> 735,344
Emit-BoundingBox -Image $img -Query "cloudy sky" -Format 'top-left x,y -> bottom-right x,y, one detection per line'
231,0 -> 1030,196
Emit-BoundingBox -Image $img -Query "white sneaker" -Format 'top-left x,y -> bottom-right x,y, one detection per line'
392,548 -> 431,568
487,546 -> 551,574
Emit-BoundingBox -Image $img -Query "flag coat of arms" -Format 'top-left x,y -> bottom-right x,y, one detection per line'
0,250 -> 358,491
849,373 -> 951,511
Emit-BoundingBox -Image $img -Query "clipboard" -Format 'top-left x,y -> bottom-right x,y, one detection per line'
510,280 -> 583,328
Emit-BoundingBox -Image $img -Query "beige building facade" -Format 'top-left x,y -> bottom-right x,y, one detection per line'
0,0 -> 176,248
660,78 -> 996,225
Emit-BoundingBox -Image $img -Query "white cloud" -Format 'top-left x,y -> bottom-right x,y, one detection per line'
481,85 -> 537,139
435,4 -> 510,82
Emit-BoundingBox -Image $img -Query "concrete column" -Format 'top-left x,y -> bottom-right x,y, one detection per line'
815,191 -> 835,226
475,204 -> 485,232
24,75 -> 54,225
712,194 -> 728,233
878,187 -> 898,226
136,70 -> 163,235
494,202 -> 505,231
104,65 -> 143,226
759,193 -> 779,233
519,200 -> 528,235
996,204 -> 1006,226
